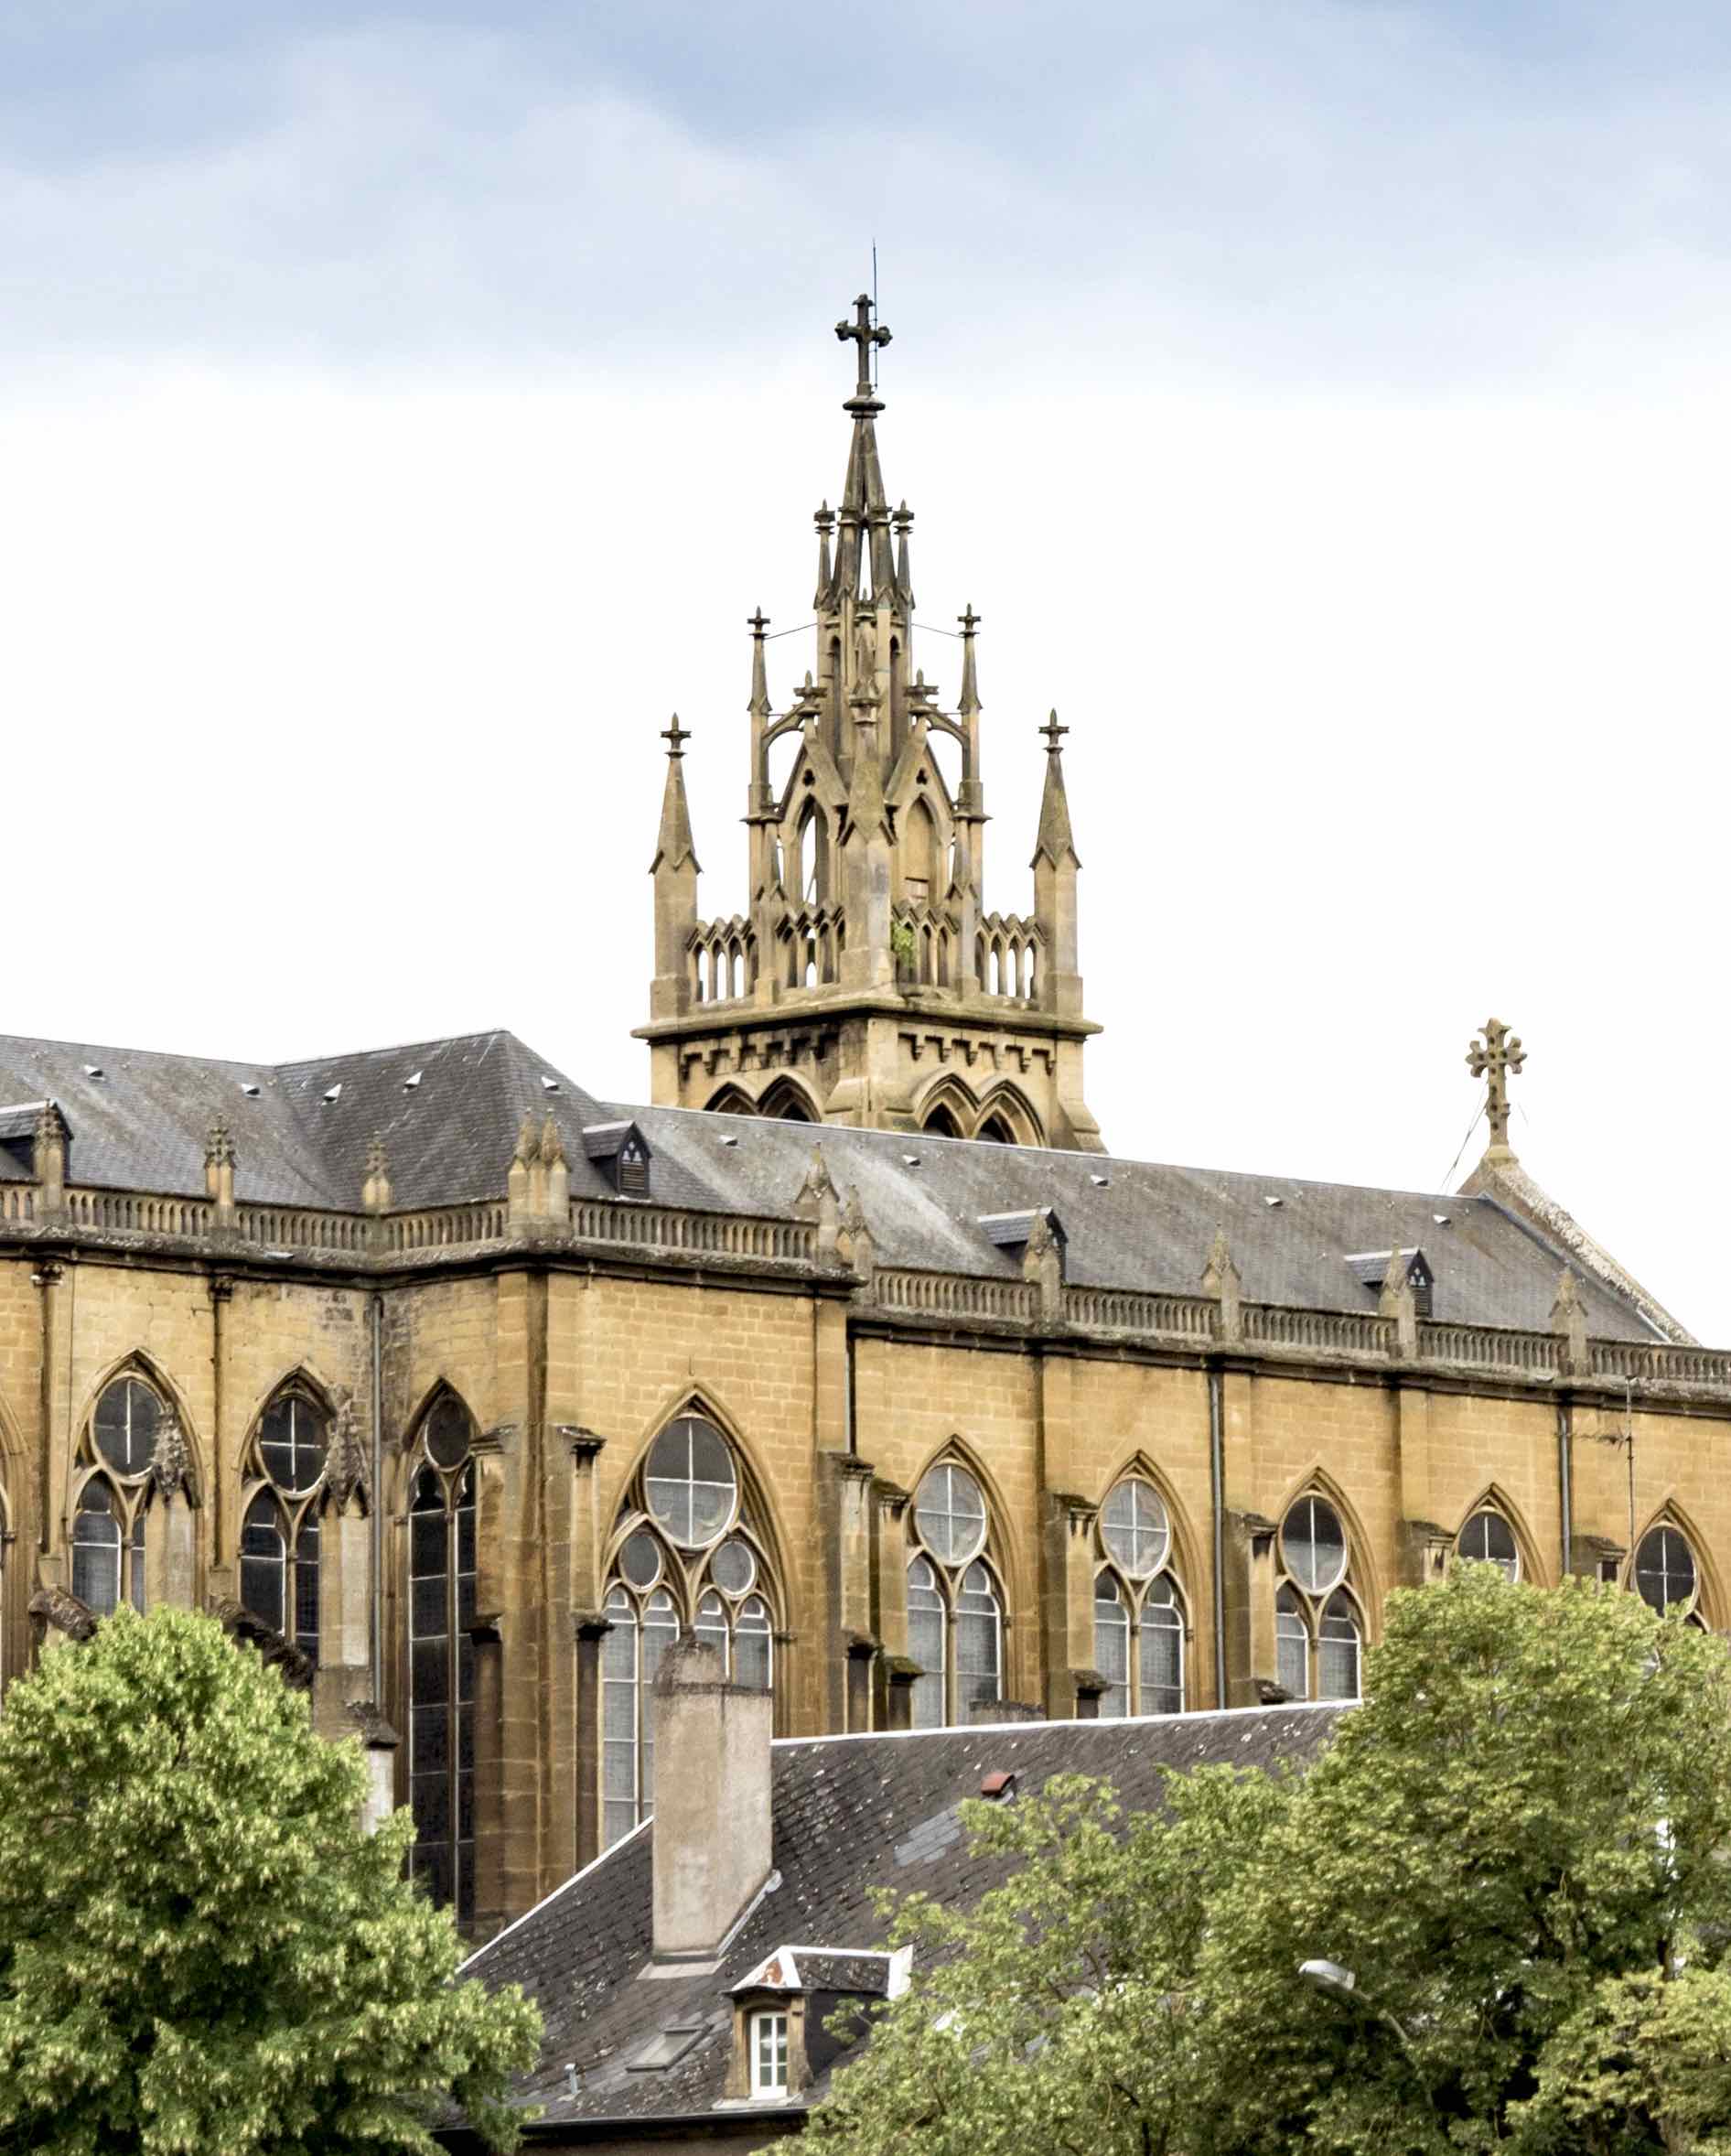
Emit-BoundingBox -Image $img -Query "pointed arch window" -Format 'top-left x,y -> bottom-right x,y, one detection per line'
72,1374 -> 165,1618
600,1412 -> 781,1848
907,1459 -> 1004,1728
1092,1476 -> 1188,1718
239,1387 -> 327,1653
406,1395 -> 478,1920
1457,1507 -> 1520,1581
1276,1493 -> 1363,1702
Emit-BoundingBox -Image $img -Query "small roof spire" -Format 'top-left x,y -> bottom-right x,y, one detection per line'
747,609 -> 770,717
957,605 -> 981,716
1031,711 -> 1078,867
650,715 -> 700,875
892,501 -> 915,609
812,503 -> 833,610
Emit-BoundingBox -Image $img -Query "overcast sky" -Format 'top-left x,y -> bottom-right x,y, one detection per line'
2,1 -> 1726,1340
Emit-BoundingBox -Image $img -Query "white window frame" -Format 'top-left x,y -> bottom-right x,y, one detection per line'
750,2008 -> 790,2098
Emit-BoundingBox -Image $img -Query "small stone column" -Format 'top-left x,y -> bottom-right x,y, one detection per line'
143,1418 -> 199,1610
1224,1510 -> 1280,1708
314,1397 -> 373,1737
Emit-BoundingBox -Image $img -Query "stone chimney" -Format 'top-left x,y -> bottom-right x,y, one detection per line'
651,1635 -> 774,1964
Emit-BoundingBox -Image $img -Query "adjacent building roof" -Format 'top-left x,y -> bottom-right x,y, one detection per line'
0,1028 -> 1677,1341
456,1705 -> 1346,2140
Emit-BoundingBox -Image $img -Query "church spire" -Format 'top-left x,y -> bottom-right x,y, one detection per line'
650,717 -> 700,1022
651,717 -> 698,875
1031,711 -> 1083,1022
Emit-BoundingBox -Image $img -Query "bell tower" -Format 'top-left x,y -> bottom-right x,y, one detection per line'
636,296 -> 1102,1151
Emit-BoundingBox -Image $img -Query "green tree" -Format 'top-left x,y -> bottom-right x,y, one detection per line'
0,1605 -> 539,2156
806,1566 -> 1731,2156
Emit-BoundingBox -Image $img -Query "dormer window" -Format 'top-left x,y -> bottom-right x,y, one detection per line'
750,2010 -> 789,2098
582,1121 -> 652,1198
976,1208 -> 1066,1268
1344,1246 -> 1435,1320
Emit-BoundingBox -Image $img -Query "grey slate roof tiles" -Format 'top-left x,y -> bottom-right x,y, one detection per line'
0,1027 -> 1664,1341
459,1705 -> 1347,2135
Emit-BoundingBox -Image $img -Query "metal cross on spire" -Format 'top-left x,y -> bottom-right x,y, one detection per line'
1467,1017 -> 1526,1155
835,293 -> 891,400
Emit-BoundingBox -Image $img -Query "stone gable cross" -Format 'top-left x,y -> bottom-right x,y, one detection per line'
1467,1017 -> 1526,1152
835,293 -> 891,399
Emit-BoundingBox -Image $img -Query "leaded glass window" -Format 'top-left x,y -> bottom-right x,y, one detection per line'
239,1387 -> 327,1653
907,1461 -> 1005,1726
1091,1476 -> 1188,1717
1277,1493 -> 1363,1700
598,1408 -> 781,1847
73,1373 -> 168,1617
407,1397 -> 478,1921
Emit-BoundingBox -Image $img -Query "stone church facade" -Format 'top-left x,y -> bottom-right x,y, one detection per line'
0,300 -> 1725,1950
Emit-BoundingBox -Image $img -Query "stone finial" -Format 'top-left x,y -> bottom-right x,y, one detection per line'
513,1112 -> 539,1167
1201,1228 -> 1243,1342
1380,1248 -> 1419,1358
792,1146 -> 841,1220
541,1112 -> 570,1218
326,1393 -> 370,1514
1467,1017 -> 1526,1163
150,1415 -> 195,1503
29,1584 -> 97,1644
838,1184 -> 876,1285
32,1100 -> 68,1212
361,1133 -> 392,1215
1022,1212 -> 1064,1321
204,1116 -> 237,1224
1031,712 -> 1078,867
205,1120 -> 235,1170
1552,1267 -> 1589,1377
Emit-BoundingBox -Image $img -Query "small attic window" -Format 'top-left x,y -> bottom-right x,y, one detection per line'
542,1075 -> 561,1094
241,1083 -> 261,1098
322,1084 -> 341,1105
403,1071 -> 423,1091
1345,1247 -> 1435,1320
583,1120 -> 651,1198
720,1134 -> 740,1147
1089,1172 -> 1109,1187
1433,1213 -> 1451,1226
902,1154 -> 921,1168
628,2023 -> 707,2073
979,1770 -> 1017,1801
1263,1194 -> 1285,1208
82,1065 -> 104,1081
977,1208 -> 1067,1266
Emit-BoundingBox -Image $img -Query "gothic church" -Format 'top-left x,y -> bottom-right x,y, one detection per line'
0,297 -> 1723,1951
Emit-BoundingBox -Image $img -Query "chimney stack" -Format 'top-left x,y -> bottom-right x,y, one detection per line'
650,1635 -> 774,1964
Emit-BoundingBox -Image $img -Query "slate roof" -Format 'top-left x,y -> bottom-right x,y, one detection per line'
0,1027 -> 1672,1341
457,1705 -> 1346,2140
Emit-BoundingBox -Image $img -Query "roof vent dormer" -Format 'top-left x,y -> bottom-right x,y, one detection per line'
583,1120 -> 651,1199
1345,1246 -> 1434,1319
977,1207 -> 1067,1266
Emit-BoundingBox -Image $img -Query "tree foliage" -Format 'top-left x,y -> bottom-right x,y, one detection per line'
805,1566 -> 1731,2156
0,1606 -> 539,2156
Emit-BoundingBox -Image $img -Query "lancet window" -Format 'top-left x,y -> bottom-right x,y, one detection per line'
71,1373 -> 165,1618
601,1410 -> 779,1849
1092,1476 -> 1188,1718
1274,1493 -> 1364,1702
239,1386 -> 328,1652
907,1459 -> 1005,1729
407,1394 -> 478,1920
1457,1506 -> 1520,1581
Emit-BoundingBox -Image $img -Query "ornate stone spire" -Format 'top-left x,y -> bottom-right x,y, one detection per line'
1467,1018 -> 1526,1163
204,1120 -> 235,1170
1031,712 -> 1078,867
651,717 -> 699,876
957,604 -> 981,717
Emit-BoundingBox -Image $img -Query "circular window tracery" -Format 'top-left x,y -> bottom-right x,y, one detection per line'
618,1529 -> 662,1589
259,1393 -> 327,1495
710,1536 -> 757,1597
425,1395 -> 475,1470
1282,1494 -> 1348,1595
913,1462 -> 987,1566
93,1377 -> 162,1476
645,1415 -> 737,1547
1100,1477 -> 1170,1579
1635,1525 -> 1697,1616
